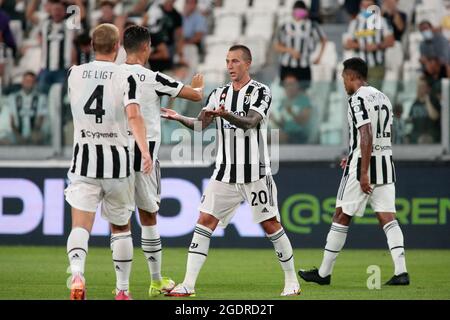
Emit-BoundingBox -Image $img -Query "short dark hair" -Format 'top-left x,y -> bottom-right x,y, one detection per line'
343,57 -> 368,80
419,20 -> 433,28
229,44 -> 252,62
23,71 -> 37,78
123,25 -> 151,53
75,32 -> 91,46
293,0 -> 307,9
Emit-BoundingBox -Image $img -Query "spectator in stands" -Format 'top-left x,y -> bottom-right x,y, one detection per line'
1,0 -> 26,31
419,20 -> 450,73
382,0 -> 407,42
95,0 -> 125,34
144,0 -> 185,70
0,94 -> 14,144
423,56 -> 449,101
72,32 -> 94,65
392,104 -> 406,144
37,0 -> 76,94
183,0 -> 207,71
274,0 -> 327,86
344,0 -> 394,89
148,31 -> 171,72
26,0 -> 51,27
8,71 -> 48,145
408,78 -> 441,144
0,2 -> 16,80
343,0 -> 362,19
273,74 -> 313,144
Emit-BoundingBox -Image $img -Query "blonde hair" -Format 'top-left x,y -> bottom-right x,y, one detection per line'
92,23 -> 119,55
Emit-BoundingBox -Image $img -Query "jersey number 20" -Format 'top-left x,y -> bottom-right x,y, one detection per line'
84,85 -> 105,124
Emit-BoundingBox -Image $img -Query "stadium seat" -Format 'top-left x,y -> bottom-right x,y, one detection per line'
245,10 -> 275,41
251,0 -> 281,10
238,36 -> 269,72
213,13 -> 242,40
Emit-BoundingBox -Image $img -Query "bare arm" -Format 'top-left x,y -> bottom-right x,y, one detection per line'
379,34 -> 395,50
176,74 -> 204,102
211,107 -> 263,131
314,38 -> 328,64
161,108 -> 214,131
359,123 -> 373,194
424,95 -> 440,121
26,0 -> 40,26
127,103 -> 152,173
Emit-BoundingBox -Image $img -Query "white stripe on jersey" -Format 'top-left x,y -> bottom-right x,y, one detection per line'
41,20 -> 74,71
345,85 -> 396,185
206,80 -> 272,184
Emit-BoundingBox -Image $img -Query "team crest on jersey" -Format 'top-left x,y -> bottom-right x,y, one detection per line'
244,94 -> 251,105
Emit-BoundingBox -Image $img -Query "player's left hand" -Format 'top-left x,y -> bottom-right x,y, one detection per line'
142,152 -> 153,175
360,175 -> 373,194
205,105 -> 227,118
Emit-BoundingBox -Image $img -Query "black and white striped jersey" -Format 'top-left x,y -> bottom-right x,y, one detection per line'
277,19 -> 325,68
347,15 -> 393,68
7,90 -> 47,139
68,60 -> 140,179
345,85 -> 396,185
120,64 -> 184,172
205,80 -> 272,184
41,19 -> 75,71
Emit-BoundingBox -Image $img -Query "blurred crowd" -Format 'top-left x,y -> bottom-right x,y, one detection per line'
0,0 -> 449,147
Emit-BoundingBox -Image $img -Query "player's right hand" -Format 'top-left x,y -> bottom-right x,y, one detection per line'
360,175 -> 373,195
161,107 -> 179,120
191,73 -> 204,89
142,152 -> 153,175
340,158 -> 348,169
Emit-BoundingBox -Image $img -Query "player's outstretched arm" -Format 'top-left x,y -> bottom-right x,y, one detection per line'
359,123 -> 373,194
161,107 -> 214,131
177,74 -> 204,102
127,103 -> 153,174
206,106 -> 262,130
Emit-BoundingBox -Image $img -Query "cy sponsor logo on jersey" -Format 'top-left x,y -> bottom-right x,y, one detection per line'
81,129 -> 118,139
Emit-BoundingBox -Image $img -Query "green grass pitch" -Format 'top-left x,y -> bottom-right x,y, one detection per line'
0,246 -> 449,300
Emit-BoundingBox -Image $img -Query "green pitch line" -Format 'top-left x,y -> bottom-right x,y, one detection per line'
0,246 -> 449,300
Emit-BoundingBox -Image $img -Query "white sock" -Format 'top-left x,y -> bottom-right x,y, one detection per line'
383,220 -> 407,275
267,228 -> 297,285
141,225 -> 162,281
67,227 -> 89,275
182,224 -> 212,290
319,223 -> 349,277
111,231 -> 133,291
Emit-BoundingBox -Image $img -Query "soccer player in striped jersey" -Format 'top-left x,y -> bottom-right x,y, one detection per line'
162,45 -> 300,297
65,24 -> 152,300
299,58 -> 409,286
120,25 -> 204,297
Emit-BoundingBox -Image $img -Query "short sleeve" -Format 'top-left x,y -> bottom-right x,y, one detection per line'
349,95 -> 371,129
250,86 -> 272,118
202,89 -> 217,111
154,72 -> 184,98
195,14 -> 208,34
123,73 -> 140,108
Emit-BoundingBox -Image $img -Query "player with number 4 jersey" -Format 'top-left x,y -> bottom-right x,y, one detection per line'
65,24 -> 151,301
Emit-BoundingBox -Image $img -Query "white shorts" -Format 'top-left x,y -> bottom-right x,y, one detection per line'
65,172 -> 135,226
335,173 -> 396,217
199,175 -> 280,228
135,160 -> 161,213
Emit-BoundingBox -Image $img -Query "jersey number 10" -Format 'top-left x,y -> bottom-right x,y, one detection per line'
84,85 -> 105,124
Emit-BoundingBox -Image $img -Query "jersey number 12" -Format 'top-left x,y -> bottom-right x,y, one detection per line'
84,85 -> 105,124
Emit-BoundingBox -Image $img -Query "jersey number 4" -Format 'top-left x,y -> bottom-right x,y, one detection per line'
84,85 -> 105,124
